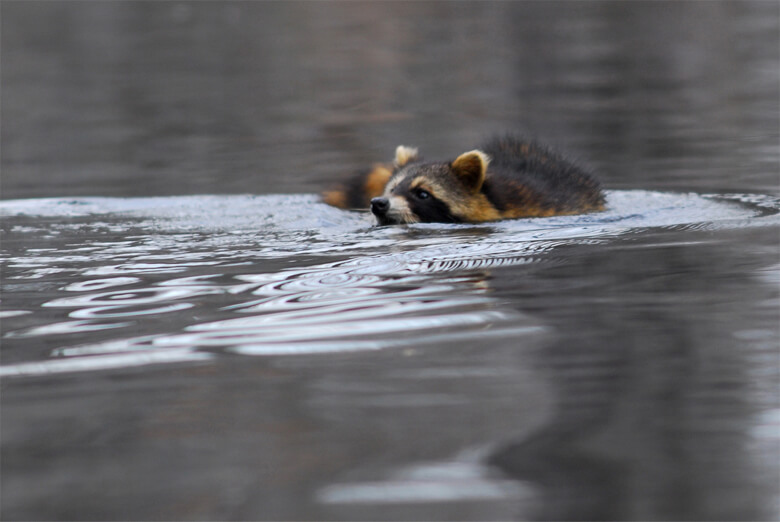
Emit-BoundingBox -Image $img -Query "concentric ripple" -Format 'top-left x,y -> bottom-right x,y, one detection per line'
0,191 -> 777,376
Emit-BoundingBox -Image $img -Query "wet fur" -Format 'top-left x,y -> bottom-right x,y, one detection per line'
321,163 -> 393,210
323,136 -> 605,224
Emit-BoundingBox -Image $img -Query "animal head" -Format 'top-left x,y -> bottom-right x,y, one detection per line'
370,146 -> 492,225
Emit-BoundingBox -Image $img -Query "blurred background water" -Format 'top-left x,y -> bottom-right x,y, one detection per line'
1,1 -> 778,520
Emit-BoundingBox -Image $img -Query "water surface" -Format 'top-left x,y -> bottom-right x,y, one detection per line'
2,191 -> 779,520
2,2 -> 778,520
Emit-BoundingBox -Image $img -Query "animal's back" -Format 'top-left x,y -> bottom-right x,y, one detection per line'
479,136 -> 605,218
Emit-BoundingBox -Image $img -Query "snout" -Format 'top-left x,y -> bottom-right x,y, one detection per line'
370,197 -> 390,217
370,196 -> 415,225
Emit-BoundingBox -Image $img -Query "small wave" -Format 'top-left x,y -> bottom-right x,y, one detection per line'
1,190 -> 777,376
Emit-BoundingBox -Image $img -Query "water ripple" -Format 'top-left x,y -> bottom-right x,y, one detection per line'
43,286 -> 222,308
63,277 -> 141,292
1,190 -> 777,376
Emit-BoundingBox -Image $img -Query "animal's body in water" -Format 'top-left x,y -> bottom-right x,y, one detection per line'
322,135 -> 605,225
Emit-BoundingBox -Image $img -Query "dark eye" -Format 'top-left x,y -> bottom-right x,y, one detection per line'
415,189 -> 430,200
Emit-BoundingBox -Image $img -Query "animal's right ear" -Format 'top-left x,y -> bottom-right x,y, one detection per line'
394,145 -> 419,168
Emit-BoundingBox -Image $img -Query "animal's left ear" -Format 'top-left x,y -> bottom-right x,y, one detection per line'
394,145 -> 419,168
451,150 -> 490,193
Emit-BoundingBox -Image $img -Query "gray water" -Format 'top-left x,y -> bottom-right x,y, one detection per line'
2,2 -> 779,521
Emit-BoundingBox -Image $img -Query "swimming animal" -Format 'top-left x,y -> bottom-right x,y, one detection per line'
322,136 -> 605,225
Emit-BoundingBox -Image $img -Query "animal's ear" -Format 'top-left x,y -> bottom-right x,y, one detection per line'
451,150 -> 490,192
394,145 -> 419,168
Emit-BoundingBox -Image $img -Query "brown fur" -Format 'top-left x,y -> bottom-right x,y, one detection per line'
321,189 -> 348,209
322,163 -> 393,210
363,164 -> 393,201
322,136 -> 605,224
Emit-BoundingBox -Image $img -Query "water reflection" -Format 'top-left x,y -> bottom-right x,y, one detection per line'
0,191 -> 775,377
3,3 -> 777,200
1,192 -> 777,520
484,233 -> 780,521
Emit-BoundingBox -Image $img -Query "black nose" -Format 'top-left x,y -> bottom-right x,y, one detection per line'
370,197 -> 390,216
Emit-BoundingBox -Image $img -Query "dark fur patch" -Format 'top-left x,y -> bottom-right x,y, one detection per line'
407,193 -> 460,223
479,135 -> 605,214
